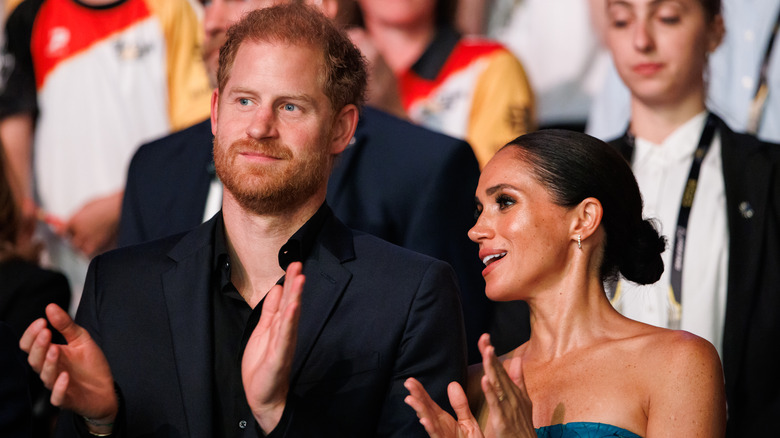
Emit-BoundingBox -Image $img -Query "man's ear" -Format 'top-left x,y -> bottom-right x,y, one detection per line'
210,89 -> 220,136
570,197 -> 603,246
329,104 -> 359,155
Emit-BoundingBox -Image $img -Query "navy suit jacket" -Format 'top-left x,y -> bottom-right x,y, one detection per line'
119,107 -> 506,362
60,210 -> 467,437
611,114 -> 780,436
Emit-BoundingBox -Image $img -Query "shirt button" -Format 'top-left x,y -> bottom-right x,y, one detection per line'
239,420 -> 247,429
742,75 -> 755,90
744,29 -> 755,42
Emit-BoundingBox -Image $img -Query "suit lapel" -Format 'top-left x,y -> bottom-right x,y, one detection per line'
289,216 -> 356,383
161,219 -> 217,437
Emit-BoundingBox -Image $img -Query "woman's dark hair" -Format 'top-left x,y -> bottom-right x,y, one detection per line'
700,0 -> 722,22
353,0 -> 457,28
436,0 -> 458,27
502,130 -> 666,285
0,144 -> 21,260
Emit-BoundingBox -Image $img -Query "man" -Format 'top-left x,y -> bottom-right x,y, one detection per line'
0,0 -> 211,312
119,0 -> 498,362
20,5 -> 466,437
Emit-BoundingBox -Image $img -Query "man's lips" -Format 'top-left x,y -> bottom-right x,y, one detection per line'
238,151 -> 283,162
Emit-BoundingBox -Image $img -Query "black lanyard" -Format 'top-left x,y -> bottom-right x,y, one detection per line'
623,113 -> 718,323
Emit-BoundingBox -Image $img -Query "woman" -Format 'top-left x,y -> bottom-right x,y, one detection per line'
604,1 -> 780,435
355,0 -> 535,168
405,130 -> 726,437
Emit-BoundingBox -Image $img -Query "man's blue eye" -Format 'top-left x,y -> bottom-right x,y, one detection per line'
239,98 -> 250,106
284,103 -> 297,111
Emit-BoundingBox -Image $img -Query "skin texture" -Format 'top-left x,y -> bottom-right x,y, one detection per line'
404,147 -> 726,437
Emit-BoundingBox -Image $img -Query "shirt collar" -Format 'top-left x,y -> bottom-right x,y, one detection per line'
635,110 -> 710,164
410,25 -> 461,80
212,203 -> 332,289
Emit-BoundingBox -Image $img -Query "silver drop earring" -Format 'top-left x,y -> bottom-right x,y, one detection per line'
577,234 -> 582,250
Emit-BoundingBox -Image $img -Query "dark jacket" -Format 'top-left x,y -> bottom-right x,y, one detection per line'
610,114 -> 780,436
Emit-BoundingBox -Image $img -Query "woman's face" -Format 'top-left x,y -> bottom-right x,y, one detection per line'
605,0 -> 722,107
357,0 -> 437,29
468,148 -> 575,302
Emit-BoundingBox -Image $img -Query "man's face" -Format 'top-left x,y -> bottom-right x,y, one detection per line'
202,0 -> 288,87
211,40 -> 339,215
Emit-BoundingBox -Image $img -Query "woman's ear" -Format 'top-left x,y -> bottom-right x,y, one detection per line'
707,14 -> 725,54
570,197 -> 603,246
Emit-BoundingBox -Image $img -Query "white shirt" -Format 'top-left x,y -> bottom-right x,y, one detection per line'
612,112 -> 729,356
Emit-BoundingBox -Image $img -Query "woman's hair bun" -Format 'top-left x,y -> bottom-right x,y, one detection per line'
618,219 -> 666,285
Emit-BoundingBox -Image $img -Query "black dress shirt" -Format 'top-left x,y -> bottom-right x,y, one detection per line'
210,204 -> 329,437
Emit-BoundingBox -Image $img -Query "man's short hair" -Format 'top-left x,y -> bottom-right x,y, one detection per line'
217,4 -> 367,112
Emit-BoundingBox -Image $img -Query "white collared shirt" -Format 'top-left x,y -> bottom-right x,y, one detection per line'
612,112 -> 729,357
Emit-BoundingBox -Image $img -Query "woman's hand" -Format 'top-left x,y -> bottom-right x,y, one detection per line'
479,334 -> 536,438
405,378 -> 484,438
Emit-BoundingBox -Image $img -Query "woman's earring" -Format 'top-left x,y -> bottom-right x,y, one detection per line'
577,234 -> 582,250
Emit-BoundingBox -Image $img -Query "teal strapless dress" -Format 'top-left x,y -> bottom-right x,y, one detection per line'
535,422 -> 642,437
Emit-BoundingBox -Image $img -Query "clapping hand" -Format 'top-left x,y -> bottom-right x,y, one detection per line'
478,334 -> 536,438
242,261 -> 305,434
405,333 -> 538,438
19,303 -> 118,434
405,378 -> 484,438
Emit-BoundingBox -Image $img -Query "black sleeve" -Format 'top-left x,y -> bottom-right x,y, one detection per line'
0,323 -> 32,438
0,0 -> 44,120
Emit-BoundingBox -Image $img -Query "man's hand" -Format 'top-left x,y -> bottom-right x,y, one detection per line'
242,262 -> 305,434
19,303 -> 118,434
66,191 -> 123,257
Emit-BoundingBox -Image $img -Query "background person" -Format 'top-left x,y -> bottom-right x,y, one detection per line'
602,0 -> 780,434
0,0 -> 211,312
355,0 -> 536,168
587,0 -> 780,143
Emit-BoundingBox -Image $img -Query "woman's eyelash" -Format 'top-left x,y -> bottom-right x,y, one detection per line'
495,194 -> 516,209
